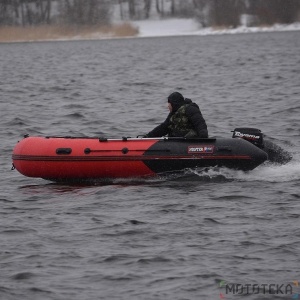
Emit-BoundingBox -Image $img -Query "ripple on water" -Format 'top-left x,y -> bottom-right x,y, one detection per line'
1,32 -> 300,300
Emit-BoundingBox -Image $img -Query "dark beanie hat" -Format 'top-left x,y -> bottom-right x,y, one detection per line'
168,92 -> 184,104
167,92 -> 185,111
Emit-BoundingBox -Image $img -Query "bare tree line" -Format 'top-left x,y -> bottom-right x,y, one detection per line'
1,0 -> 300,27
207,0 -> 300,27
0,0 -> 53,26
0,0 -> 110,26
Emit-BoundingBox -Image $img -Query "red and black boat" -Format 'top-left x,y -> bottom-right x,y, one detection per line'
11,128 -> 291,182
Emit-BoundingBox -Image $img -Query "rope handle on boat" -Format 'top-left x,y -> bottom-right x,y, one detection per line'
84,148 -> 170,154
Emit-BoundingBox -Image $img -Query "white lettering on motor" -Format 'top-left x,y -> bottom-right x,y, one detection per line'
235,131 -> 260,139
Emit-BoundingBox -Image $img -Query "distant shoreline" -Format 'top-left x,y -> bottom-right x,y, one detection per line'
1,19 -> 300,44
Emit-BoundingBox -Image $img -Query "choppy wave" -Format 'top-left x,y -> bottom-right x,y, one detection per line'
1,32 -> 299,300
190,161 -> 300,183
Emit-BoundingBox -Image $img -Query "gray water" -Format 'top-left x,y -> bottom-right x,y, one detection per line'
1,32 -> 300,300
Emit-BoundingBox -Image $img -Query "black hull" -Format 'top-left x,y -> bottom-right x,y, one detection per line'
143,137 -> 268,173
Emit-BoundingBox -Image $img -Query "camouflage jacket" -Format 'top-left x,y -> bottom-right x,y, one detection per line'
147,100 -> 208,138
168,104 -> 197,137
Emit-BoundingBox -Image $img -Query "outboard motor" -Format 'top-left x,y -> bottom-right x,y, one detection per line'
232,127 -> 292,164
232,128 -> 264,148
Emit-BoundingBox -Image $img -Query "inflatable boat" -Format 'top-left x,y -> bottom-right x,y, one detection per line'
12,128 -> 291,182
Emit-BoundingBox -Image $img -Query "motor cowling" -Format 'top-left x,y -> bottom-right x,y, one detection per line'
232,128 -> 264,148
232,127 -> 292,164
